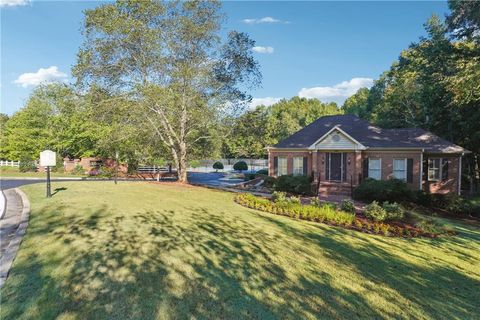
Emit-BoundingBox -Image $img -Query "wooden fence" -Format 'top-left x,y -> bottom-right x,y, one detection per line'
0,160 -> 20,167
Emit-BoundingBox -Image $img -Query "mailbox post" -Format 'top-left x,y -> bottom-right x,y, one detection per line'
40,150 -> 56,198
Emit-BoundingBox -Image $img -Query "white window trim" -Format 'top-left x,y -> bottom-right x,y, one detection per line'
393,158 -> 407,181
293,156 -> 303,176
428,158 -> 441,181
368,158 -> 382,180
278,156 -> 288,176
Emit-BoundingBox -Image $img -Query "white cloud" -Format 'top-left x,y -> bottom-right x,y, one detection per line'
14,66 -> 68,88
298,77 -> 374,105
242,17 -> 289,24
0,0 -> 29,7
252,46 -> 274,54
249,97 -> 281,109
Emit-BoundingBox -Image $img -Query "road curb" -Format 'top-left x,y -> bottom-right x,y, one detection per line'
0,188 -> 30,288
0,190 -> 5,219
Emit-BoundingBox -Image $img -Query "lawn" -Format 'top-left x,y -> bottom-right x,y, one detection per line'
1,182 -> 479,319
1,166 -> 84,178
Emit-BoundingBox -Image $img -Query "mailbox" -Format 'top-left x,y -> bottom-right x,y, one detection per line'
40,150 -> 56,167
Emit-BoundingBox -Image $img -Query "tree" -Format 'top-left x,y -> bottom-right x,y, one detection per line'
0,113 -> 10,160
447,0 -> 480,42
342,88 -> 370,119
233,161 -> 248,172
73,0 -> 260,182
213,161 -> 223,172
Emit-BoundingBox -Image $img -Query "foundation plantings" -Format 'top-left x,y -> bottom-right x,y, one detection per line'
234,193 -> 454,238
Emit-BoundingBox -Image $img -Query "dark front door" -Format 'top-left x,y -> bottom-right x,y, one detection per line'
329,153 -> 342,181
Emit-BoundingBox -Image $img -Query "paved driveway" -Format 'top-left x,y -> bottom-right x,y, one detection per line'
187,172 -> 243,187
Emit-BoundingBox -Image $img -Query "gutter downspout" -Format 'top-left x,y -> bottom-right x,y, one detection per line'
419,149 -> 424,191
458,153 -> 463,195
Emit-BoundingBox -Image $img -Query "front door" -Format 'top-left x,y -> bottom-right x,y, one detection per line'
329,153 -> 342,181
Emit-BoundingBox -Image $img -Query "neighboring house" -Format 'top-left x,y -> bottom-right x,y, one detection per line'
62,157 -> 128,174
268,115 -> 470,197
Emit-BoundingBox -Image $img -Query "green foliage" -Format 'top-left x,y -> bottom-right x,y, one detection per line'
340,199 -> 355,214
19,158 -> 37,173
342,88 -> 371,119
71,165 -> 85,176
233,161 -> 248,172
271,191 -> 287,203
273,174 -> 313,196
382,202 -> 405,221
244,173 -> 256,181
189,160 -> 201,169
287,196 -> 301,205
213,161 -> 224,171
353,178 -> 412,203
447,0 -> 480,42
255,168 -> 268,176
365,201 -> 388,222
235,193 -> 355,226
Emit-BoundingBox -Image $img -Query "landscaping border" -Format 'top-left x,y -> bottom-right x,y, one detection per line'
0,188 -> 30,288
0,190 -> 6,219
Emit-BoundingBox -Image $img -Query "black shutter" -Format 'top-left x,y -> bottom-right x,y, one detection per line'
363,158 -> 369,180
342,153 -> 347,182
325,153 -> 330,181
407,158 -> 413,183
442,159 -> 449,181
303,157 -> 308,176
273,157 -> 278,176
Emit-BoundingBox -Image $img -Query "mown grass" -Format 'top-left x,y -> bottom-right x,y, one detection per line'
1,182 -> 479,319
0,166 -> 84,178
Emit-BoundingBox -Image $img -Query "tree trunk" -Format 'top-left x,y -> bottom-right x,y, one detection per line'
177,141 -> 188,183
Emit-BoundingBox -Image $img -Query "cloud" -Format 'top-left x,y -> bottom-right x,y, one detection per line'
298,77 -> 374,105
0,0 -> 29,7
242,17 -> 289,24
252,46 -> 274,54
249,97 -> 282,109
14,66 -> 68,87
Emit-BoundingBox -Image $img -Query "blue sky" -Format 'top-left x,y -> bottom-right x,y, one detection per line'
1,0 -> 449,115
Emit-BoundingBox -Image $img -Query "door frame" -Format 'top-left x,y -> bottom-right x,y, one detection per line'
327,152 -> 345,182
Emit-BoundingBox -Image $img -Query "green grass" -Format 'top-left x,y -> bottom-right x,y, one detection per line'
1,182 -> 479,319
1,166 -> 84,178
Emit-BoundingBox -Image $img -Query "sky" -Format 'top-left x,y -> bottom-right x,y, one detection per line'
1,0 -> 450,116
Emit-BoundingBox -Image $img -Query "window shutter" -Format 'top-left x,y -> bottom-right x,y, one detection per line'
407,158 -> 413,183
303,157 -> 308,176
442,159 -> 449,181
273,157 -> 278,176
325,153 -> 330,180
342,153 -> 347,182
363,158 -> 369,179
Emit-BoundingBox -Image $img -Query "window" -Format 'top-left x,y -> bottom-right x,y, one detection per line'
393,159 -> 407,181
428,158 -> 441,181
278,157 -> 288,176
368,158 -> 381,180
293,157 -> 303,176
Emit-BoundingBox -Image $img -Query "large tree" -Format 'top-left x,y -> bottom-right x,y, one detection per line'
73,0 -> 260,182
447,0 -> 480,42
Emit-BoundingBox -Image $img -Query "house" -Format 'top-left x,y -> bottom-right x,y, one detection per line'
267,115 -> 470,197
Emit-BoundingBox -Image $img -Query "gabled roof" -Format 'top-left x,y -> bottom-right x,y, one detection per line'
272,114 -> 469,154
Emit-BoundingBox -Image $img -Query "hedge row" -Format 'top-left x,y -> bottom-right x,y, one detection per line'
234,193 -> 453,238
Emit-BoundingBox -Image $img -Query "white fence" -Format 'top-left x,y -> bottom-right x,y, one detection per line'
0,160 -> 20,167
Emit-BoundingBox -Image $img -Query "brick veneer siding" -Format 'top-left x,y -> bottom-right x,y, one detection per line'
363,151 -> 422,190
424,155 -> 460,194
268,151 -> 312,177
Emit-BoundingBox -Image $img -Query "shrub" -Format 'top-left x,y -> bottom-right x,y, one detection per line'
341,199 -> 355,214
19,157 -> 37,172
354,178 -> 412,203
288,196 -> 301,205
271,191 -> 287,203
274,174 -> 313,196
382,201 -> 404,221
71,164 -> 85,175
244,173 -> 256,181
310,198 -> 321,207
364,201 -> 388,222
321,202 -> 337,211
263,176 -> 276,188
256,168 -> 268,176
213,161 -> 224,172
233,161 -> 248,172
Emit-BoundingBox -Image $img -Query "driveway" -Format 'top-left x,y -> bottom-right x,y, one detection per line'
187,172 -> 244,187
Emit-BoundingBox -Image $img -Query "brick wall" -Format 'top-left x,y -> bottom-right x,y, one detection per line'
268,151 -> 312,177
424,155 -> 459,194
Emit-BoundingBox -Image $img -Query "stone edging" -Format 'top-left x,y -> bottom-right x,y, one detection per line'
0,188 -> 30,288
0,190 -> 6,219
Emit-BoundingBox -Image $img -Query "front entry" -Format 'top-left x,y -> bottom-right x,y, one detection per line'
326,152 -> 347,182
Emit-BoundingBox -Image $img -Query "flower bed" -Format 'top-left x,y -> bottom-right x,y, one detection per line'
234,193 -> 454,238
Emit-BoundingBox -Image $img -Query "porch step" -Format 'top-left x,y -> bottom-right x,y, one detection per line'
318,181 -> 352,197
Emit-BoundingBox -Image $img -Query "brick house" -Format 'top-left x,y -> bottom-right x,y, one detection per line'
267,115 -> 470,197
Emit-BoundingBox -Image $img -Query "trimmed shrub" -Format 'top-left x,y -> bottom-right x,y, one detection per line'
71,164 -> 85,175
233,161 -> 248,172
365,201 -> 388,222
263,176 -> 276,188
271,191 -> 287,203
340,199 -> 355,214
274,174 -> 313,196
244,173 -> 256,181
288,196 -> 301,205
354,178 -> 412,203
213,161 -> 224,171
19,157 -> 37,172
382,201 -> 404,221
256,168 -> 268,176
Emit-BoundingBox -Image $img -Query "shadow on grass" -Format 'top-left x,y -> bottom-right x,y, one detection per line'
1,202 -> 479,319
51,187 -> 67,196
